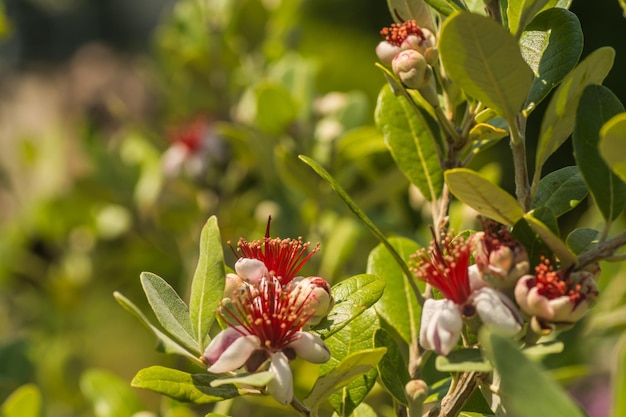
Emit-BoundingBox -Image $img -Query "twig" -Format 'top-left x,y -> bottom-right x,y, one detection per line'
576,231 -> 626,270
426,371 -> 481,417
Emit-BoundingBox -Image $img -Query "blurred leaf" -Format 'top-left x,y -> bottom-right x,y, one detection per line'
374,329 -> 411,405
566,228 -> 600,255
0,384 -> 41,417
469,123 -> 508,142
599,112 -> 626,183
313,274 -> 385,340
480,329 -> 586,417
507,0 -> 550,36
386,0 -> 437,31
522,341 -> 564,358
445,168 -> 524,226
336,402 -> 377,417
574,85 -> 626,222
255,83 -> 296,135
535,47 -> 615,178
459,413 -> 496,417
375,84 -> 443,202
435,348 -> 492,372
512,218 -> 551,267
80,369 -> 144,417
140,272 -> 198,355
422,0 -> 464,17
189,216 -> 225,350
520,8 -> 583,110
439,12 -> 533,124
131,366 -> 241,404
304,348 -> 387,412
523,213 -> 577,267
367,237 -> 422,345
210,372 -> 274,388
531,166 -> 587,217
113,292 -> 200,364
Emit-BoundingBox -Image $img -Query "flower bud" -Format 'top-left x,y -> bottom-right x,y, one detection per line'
290,276 -> 333,327
376,41 -> 402,66
401,28 -> 438,65
392,50 -> 430,90
405,379 -> 429,416
223,272 -> 245,298
234,258 -> 268,286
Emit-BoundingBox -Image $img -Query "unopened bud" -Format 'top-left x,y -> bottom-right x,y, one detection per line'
405,379 -> 428,416
223,273 -> 245,298
401,29 -> 438,65
392,50 -> 430,90
291,276 -> 334,327
234,258 -> 268,286
376,41 -> 401,66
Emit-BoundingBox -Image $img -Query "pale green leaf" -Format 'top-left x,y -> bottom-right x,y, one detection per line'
480,329 -> 586,417
599,112 -> 626,184
469,122 -> 508,142
209,372 -> 274,388
520,8 -> 583,109
374,329 -> 410,405
435,348 -> 492,373
140,272 -> 198,354
523,213 -> 577,267
367,237 -> 422,345
189,216 -> 226,350
566,228 -> 599,255
574,85 -> 626,222
613,335 -> 626,417
386,0 -> 436,31
507,0 -> 550,36
522,341 -> 564,358
0,384 -> 41,417
80,369 -> 144,417
439,12 -> 533,123
131,366 -> 241,404
375,84 -> 443,202
531,166 -> 587,217
445,168 -> 524,226
255,83 -> 296,135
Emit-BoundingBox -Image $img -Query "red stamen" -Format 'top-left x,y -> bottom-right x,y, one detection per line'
380,20 -> 425,47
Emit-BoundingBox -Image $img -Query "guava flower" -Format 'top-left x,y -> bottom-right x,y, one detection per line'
470,219 -> 529,290
376,20 -> 436,66
412,233 -> 522,355
203,275 -> 331,405
514,257 -> 599,325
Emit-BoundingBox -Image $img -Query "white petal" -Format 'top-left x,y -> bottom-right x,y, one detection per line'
468,264 -> 487,292
235,258 -> 268,285
420,299 -> 462,356
203,326 -> 246,365
472,288 -> 522,335
267,352 -> 293,405
288,332 -> 330,363
207,333 -> 260,374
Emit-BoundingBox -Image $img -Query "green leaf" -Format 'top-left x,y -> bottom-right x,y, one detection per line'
80,369 -> 144,417
374,329 -> 411,405
304,348 -> 387,412
0,384 -> 41,417
439,12 -> 533,124
338,402 -> 378,417
520,8 -> 583,110
531,166 -> 588,217
566,228 -> 600,255
530,206 -> 559,235
255,83 -> 296,135
445,168 -> 524,226
375,84 -> 443,202
574,85 -> 626,222
140,272 -> 198,354
511,218 -> 551,271
599,112 -> 626,183
523,213 -> 577,267
131,366 -> 242,404
435,348 -> 492,372
507,0 -> 550,36
480,329 -> 586,417
312,274 -> 385,340
386,0 -> 436,31
613,334 -> 626,417
469,122 -> 508,142
422,0 -> 463,17
113,292 -> 200,364
189,216 -> 226,350
367,237 -> 422,345
534,47 -> 615,180
209,372 -> 274,388
522,341 -> 564,358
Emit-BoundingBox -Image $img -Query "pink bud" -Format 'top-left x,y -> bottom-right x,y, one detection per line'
290,276 -> 333,327
376,41 -> 401,66
392,50 -> 430,90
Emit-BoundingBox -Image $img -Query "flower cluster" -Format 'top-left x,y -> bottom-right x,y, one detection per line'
202,219 -> 333,405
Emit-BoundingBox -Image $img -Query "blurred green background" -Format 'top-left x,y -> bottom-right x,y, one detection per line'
0,0 -> 625,416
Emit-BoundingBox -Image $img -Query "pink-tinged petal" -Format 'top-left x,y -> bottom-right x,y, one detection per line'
207,334 -> 260,374
203,326 -> 246,365
223,273 -> 245,298
290,276 -> 334,327
376,41 -> 401,66
267,352 -> 293,405
525,287 -> 555,319
548,296 -> 578,322
420,299 -> 462,356
514,275 -> 535,313
235,258 -> 268,285
288,332 -> 330,364
472,287 -> 522,335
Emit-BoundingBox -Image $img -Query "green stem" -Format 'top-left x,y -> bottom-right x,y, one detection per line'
510,115 -> 531,212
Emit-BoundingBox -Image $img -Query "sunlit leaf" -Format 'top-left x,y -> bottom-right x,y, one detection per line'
566,228 -> 599,255
522,341 -> 564,358
613,336 -> 626,417
531,166 -> 587,217
80,369 -> 144,417
573,85 -> 626,222
435,348 -> 492,372
439,12 -> 533,124
523,213 -> 576,268
599,112 -> 626,184
189,216 -> 226,350
445,168 -> 524,226
422,0 -> 463,17
131,366 -> 241,404
386,0 -> 436,31
0,384 -> 41,417
507,0 -> 550,36
209,372 -> 274,388
374,328 -> 410,405
469,122 -> 508,142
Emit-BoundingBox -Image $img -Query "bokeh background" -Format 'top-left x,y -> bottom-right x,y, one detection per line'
1,0 -> 625,416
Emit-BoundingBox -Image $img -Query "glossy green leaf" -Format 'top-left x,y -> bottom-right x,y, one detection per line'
304,347 -> 387,412
189,216 -> 225,350
523,213 -> 577,267
531,166 -> 587,217
80,369 -> 143,417
507,0 -> 559,36
480,329 -> 586,417
439,12 -> 533,124
140,272 -> 198,354
574,85 -> 626,222
375,84 -> 442,202
445,168 -> 524,226
367,237 -> 422,345
566,228 -> 600,255
530,206 -> 559,235
209,372 -> 274,388
324,308 -> 380,416
613,334 -> 626,417
113,292 -> 200,364
0,384 -> 41,417
387,0 -> 436,31
374,328 -> 410,405
312,274 -> 385,340
520,8 -> 583,110
599,112 -> 626,183
534,47 -> 615,180
255,83 -> 296,135
435,348 -> 492,372
422,0 -> 463,17
511,218 -> 551,270
131,366 -> 241,404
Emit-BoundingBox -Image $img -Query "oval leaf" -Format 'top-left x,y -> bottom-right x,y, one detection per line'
507,0 -> 550,36
0,384 -> 41,417
374,329 -> 411,405
531,166 -> 588,217
523,213 -> 576,267
209,371 -> 274,388
566,228 -> 600,255
435,348 -> 492,373
600,112 -> 626,183
445,168 -> 524,226
387,0 -> 436,31
573,85 -> 626,222
439,12 -> 534,123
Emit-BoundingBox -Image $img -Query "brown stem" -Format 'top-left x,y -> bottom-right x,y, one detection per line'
291,397 -> 311,417
510,116 -> 531,212
576,231 -> 626,270
426,371 -> 481,417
